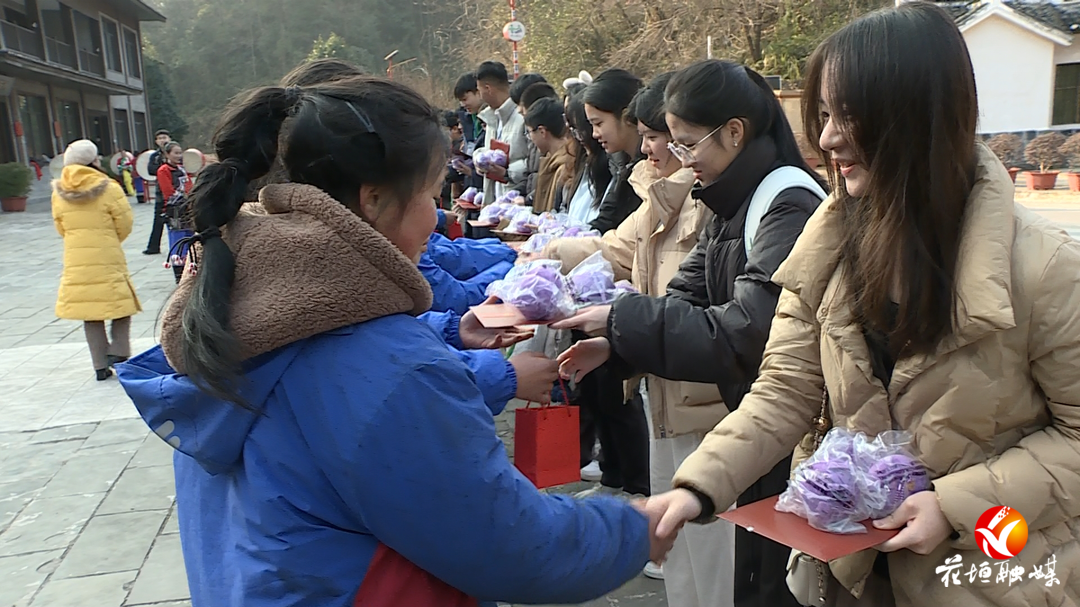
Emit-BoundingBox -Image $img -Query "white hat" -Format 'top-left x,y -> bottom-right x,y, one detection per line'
63,139 -> 99,167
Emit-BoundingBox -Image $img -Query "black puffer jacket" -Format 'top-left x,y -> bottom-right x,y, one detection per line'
590,151 -> 643,234
607,137 -> 825,409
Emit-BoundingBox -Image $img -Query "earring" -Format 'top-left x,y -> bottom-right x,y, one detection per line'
734,139 -> 739,148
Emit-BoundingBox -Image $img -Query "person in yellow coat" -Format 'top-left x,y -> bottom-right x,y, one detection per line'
52,139 -> 142,381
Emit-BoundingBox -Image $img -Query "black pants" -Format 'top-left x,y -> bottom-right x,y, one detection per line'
574,362 -> 650,496
146,191 -> 166,253
734,454 -> 801,607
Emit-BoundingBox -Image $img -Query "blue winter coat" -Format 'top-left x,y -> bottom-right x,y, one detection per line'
116,314 -> 649,607
419,310 -> 515,415
419,250 -> 513,315
427,232 -> 516,280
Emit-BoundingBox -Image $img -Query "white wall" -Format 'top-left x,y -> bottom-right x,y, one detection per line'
1054,37 -> 1080,65
965,15 -> 1057,133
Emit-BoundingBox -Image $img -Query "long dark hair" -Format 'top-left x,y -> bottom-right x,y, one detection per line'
181,76 -> 445,404
566,89 -> 612,203
583,68 -> 642,123
665,60 -> 813,179
803,1 -> 976,353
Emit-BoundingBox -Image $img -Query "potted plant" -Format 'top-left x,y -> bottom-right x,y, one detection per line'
1059,132 -> 1080,191
0,162 -> 34,212
986,133 -> 1023,182
1023,132 -> 1065,191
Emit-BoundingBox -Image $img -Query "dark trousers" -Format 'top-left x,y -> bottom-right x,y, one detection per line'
735,454 -> 802,607
145,190 -> 166,253
574,363 -> 650,496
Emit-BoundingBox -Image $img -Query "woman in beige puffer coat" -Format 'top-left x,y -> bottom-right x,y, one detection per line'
645,4 -> 1080,606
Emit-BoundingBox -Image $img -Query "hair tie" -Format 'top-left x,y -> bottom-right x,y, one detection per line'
199,225 -> 222,241
284,85 -> 304,107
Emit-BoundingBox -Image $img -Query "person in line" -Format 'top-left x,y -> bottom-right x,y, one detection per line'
561,68 -> 652,504
473,61 -> 529,202
264,57 -> 556,420
143,129 -> 173,254
158,141 -> 194,284
583,68 -> 644,234
560,90 -> 612,223
117,75 -> 668,606
442,110 -> 467,208
509,73 -> 548,202
52,139 -> 141,381
525,97 -> 574,213
556,58 -> 828,607
454,71 -> 488,235
541,71 -> 730,596
645,4 -> 1080,606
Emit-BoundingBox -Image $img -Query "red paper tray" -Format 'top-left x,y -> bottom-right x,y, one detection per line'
469,303 -> 566,328
719,496 -> 899,562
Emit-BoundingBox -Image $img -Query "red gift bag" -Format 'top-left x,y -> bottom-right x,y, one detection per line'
514,386 -> 580,488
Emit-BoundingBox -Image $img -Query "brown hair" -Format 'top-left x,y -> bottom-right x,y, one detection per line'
802,1 -> 978,354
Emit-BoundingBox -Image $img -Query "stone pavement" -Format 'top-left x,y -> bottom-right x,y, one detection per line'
0,187 -> 666,606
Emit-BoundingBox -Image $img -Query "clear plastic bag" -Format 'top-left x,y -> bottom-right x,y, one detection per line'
506,211 -> 539,235
485,260 -> 576,321
521,232 -> 557,254
478,201 -> 511,224
566,251 -> 617,306
776,428 -> 930,534
613,280 -> 638,297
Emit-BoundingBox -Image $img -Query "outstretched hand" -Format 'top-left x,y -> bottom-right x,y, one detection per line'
549,305 -> 612,336
459,297 -> 534,350
556,337 -> 611,382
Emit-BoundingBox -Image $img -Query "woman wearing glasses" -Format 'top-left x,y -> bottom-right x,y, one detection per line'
554,59 -> 828,607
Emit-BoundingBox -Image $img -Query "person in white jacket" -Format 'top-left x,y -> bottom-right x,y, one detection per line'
473,61 -> 530,203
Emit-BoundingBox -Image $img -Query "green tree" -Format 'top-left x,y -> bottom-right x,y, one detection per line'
307,32 -> 376,71
143,56 -> 189,142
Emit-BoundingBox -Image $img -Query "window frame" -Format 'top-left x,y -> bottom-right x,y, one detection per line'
99,15 -> 123,74
120,25 -> 141,80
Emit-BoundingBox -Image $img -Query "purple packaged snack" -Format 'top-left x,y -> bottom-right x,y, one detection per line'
492,149 -> 508,167
796,459 -> 867,534
866,453 -> 931,517
566,251 -> 618,305
485,261 -> 575,321
461,187 -> 478,203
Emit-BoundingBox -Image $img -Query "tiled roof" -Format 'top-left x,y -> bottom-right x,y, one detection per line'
1004,1 -> 1080,34
936,0 -> 1080,35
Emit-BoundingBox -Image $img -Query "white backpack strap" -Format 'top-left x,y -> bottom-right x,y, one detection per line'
744,166 -> 828,256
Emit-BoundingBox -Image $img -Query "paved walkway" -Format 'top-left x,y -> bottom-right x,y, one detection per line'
0,187 -> 665,606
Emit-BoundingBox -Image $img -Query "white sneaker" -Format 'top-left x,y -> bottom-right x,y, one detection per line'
643,561 -> 664,580
580,460 -> 602,482
574,485 -> 625,499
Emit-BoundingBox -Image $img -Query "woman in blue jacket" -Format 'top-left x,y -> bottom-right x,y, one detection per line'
117,77 -> 663,606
